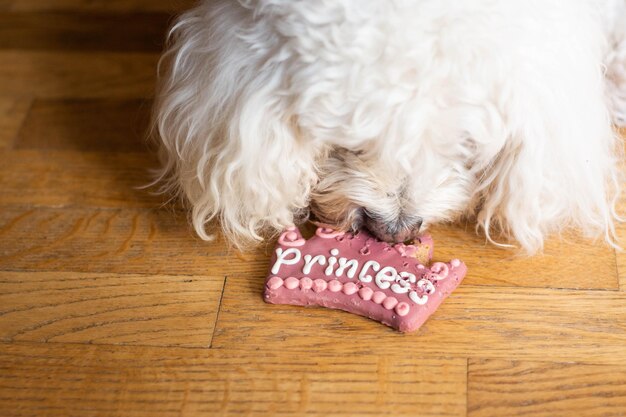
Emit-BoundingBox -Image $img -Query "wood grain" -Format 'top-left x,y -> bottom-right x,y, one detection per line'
229,224 -> 619,290
0,150 -> 161,207
0,206 -> 234,276
16,99 -> 152,151
0,12 -> 170,52
617,212 -> 626,292
616,164 -> 626,291
617,130 -> 626,291
0,342 -> 467,417
1,0 -> 196,12
430,223 -> 619,290
468,359 -> 626,417
0,271 -> 224,347
0,199 -> 617,288
0,51 -> 157,99
0,97 -> 31,148
212,274 -> 626,364
618,224 -> 626,291
2,199 -> 612,292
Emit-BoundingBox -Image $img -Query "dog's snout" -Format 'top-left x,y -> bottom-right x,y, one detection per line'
364,212 -> 423,243
409,216 -> 423,231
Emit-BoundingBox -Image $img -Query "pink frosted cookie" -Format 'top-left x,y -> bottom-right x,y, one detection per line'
264,227 -> 467,332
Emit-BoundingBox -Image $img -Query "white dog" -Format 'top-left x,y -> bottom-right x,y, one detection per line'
153,0 -> 626,253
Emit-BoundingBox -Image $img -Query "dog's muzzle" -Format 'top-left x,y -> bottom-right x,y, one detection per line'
363,213 -> 423,243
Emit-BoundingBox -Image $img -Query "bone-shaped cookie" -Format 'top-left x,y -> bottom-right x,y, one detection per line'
264,227 -> 466,332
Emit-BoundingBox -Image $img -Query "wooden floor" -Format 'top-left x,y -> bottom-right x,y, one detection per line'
1,2 -> 626,416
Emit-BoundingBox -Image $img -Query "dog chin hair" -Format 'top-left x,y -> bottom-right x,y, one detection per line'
152,0 -> 625,254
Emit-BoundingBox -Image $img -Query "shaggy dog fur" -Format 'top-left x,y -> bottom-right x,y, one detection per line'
153,0 -> 626,253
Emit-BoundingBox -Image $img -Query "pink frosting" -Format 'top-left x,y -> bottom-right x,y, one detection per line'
312,279 -> 327,293
342,282 -> 358,295
315,227 -> 346,239
395,302 -> 410,317
328,280 -> 343,292
372,291 -> 387,304
300,277 -> 313,290
267,276 -> 284,290
382,296 -> 398,310
284,276 -> 300,290
278,230 -> 306,247
359,287 -> 374,301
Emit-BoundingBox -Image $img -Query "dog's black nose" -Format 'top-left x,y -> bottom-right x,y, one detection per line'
364,213 -> 423,243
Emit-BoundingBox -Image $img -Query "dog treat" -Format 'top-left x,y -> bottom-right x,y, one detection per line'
264,227 -> 466,332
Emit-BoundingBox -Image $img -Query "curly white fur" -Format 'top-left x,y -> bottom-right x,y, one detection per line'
153,0 -> 625,253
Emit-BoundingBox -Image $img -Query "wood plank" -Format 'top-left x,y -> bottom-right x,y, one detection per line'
0,12 -> 170,52
0,271 -> 224,347
0,97 -> 31,148
0,147 -> 619,291
211,273 -> 626,364
0,342 -> 467,417
0,206 -> 232,275
615,156 -> 626,290
617,129 -> 626,290
617,204 -> 626,291
1,0 -> 196,12
430,223 -> 618,290
0,51 -> 157,99
468,359 -> 626,417
230,223 -> 619,290
2,205 -> 613,290
16,99 -> 152,151
0,150 -> 161,207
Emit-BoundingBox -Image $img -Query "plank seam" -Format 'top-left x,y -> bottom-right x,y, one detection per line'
209,275 -> 227,349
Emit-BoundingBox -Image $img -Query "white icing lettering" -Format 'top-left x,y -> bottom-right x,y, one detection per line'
335,257 -> 359,278
409,290 -> 428,305
400,271 -> 417,283
375,266 -> 397,290
325,254 -> 338,276
390,281 -> 409,294
417,278 -> 435,294
271,248 -> 302,274
359,260 -> 380,283
302,254 -> 326,274
390,272 -> 417,293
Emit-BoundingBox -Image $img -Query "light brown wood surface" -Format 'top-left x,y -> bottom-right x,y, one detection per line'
617,184 -> 626,291
0,271 -> 224,347
0,343 -> 467,417
468,359 -> 626,417
0,3 -> 625,417
0,97 -> 31,148
213,277 -> 626,363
